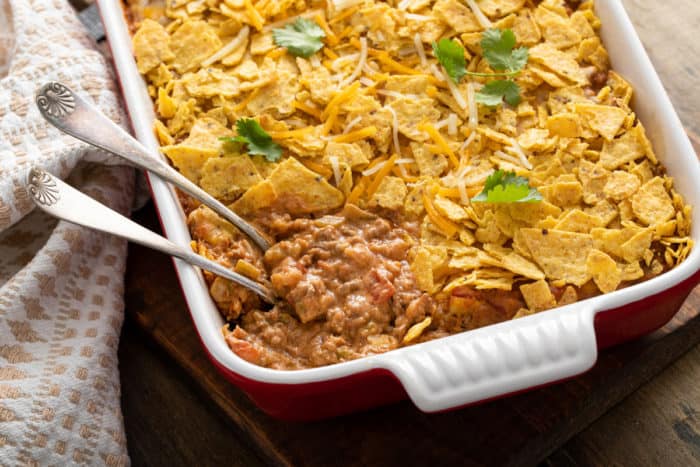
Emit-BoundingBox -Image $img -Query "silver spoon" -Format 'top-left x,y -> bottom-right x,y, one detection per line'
26,167 -> 276,304
35,81 -> 271,252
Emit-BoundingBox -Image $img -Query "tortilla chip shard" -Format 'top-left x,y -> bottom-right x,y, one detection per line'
631,177 -> 676,226
267,157 -> 344,215
520,279 -> 556,312
170,20 -> 222,73
574,103 -> 628,141
520,228 -> 593,286
369,176 -> 407,210
133,19 -> 174,74
586,249 -> 621,293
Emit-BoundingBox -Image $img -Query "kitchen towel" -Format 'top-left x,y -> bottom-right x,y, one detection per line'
0,0 -> 133,464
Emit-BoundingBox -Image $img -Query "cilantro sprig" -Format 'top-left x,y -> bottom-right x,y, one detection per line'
220,118 -> 282,162
272,18 -> 325,58
432,38 -> 466,84
471,170 -> 542,203
431,29 -> 529,107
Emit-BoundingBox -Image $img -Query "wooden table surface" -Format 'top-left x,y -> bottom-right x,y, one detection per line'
117,1 -> 700,465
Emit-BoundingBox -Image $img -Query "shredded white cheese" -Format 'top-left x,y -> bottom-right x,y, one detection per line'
331,53 -> 360,71
395,158 -> 416,165
506,141 -> 533,170
457,178 -> 469,205
385,105 -> 402,157
463,0 -> 492,28
359,77 -> 376,87
444,69 -> 468,110
434,118 -> 449,130
447,113 -> 458,136
430,63 -> 445,82
330,0 -> 364,12
405,13 -> 432,21
343,116 -> 363,134
362,160 -> 387,176
414,33 -> 427,67
494,150 -> 524,167
310,55 -> 321,68
460,130 -> 477,152
397,0 -> 413,10
329,155 -> 342,186
467,82 -> 479,129
339,37 -> 368,87
202,26 -> 250,67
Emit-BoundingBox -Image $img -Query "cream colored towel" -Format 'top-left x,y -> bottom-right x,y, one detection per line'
0,0 -> 133,464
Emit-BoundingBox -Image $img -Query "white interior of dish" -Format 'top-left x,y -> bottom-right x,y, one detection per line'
98,0 -> 700,385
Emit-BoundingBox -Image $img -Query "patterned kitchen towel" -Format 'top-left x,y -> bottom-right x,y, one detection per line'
0,0 -> 133,464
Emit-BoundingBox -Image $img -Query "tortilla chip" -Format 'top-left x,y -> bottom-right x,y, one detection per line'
412,142 -> 448,177
603,170 -> 641,201
161,144 -> 219,182
231,180 -> 277,217
558,286 -> 578,306
584,200 -> 618,226
540,180 -> 583,207
619,261 -> 644,281
324,142 -> 370,170
412,246 -> 449,293
520,228 -> 594,286
403,317 -> 433,344
520,280 -> 556,312
267,157 -> 345,215
369,176 -> 407,210
392,97 -> 441,142
171,20 -> 222,73
586,249 -> 621,293
529,43 -> 587,85
554,209 -> 604,233
574,103 -> 627,141
200,155 -> 263,203
590,226 -> 639,260
599,125 -> 646,169
433,0 -> 481,33
434,196 -> 468,222
620,229 -> 653,263
517,128 -> 557,152
534,6 -> 581,50
631,177 -> 676,226
133,19 -> 175,74
546,113 -> 581,138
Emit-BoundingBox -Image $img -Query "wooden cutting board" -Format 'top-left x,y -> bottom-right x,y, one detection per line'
124,202 -> 700,467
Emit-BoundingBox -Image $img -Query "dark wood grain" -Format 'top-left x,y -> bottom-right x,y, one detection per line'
122,201 -> 700,467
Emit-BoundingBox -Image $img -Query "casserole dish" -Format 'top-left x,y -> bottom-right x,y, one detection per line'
97,0 -> 700,420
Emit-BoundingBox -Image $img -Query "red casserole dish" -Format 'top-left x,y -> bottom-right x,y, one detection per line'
97,0 -> 700,420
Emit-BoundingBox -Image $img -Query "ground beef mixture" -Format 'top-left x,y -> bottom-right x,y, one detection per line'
187,204 -> 533,370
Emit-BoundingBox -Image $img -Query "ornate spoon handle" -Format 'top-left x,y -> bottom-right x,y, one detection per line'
35,81 -> 271,252
26,167 -> 275,304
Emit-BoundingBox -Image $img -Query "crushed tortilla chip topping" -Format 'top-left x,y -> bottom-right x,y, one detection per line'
131,0 -> 692,349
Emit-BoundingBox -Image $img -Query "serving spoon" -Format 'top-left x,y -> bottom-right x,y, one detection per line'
26,167 -> 276,304
35,81 -> 271,252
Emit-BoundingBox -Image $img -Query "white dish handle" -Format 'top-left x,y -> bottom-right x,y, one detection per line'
378,306 -> 598,412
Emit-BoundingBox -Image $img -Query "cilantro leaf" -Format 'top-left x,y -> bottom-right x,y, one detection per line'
481,28 -> 529,72
475,80 -> 522,107
220,119 -> 282,162
471,170 -> 542,203
272,18 -> 325,58
432,38 -> 466,83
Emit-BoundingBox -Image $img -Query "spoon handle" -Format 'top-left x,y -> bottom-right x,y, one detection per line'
35,81 -> 271,251
26,167 -> 275,304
